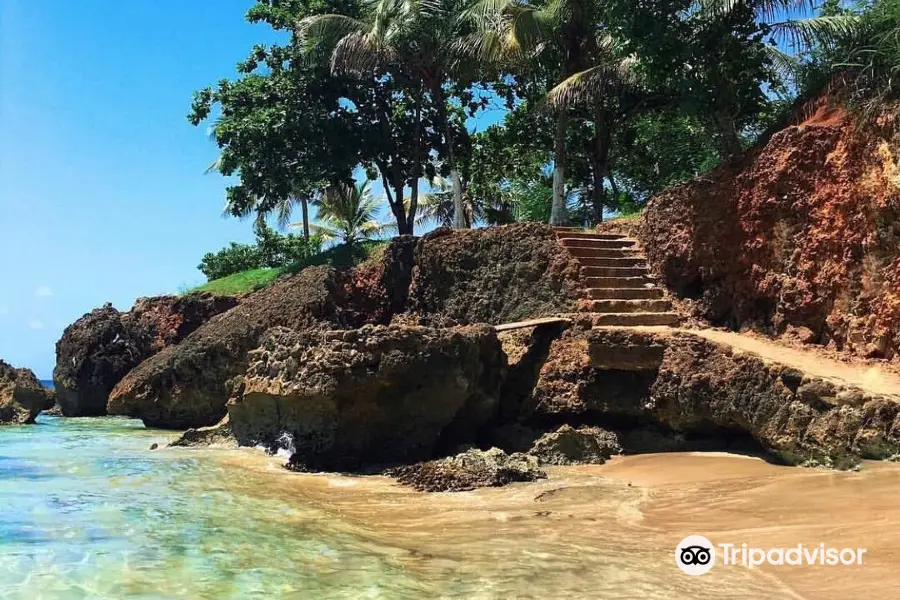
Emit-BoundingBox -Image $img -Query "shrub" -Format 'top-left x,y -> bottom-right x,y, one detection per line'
198,223 -> 322,281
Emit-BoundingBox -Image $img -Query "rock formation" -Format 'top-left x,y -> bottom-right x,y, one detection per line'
53,294 -> 236,416
229,324 -> 506,471
528,425 -> 622,466
1,360 -> 55,425
407,223 -> 583,325
641,95 -> 900,360
388,447 -> 546,492
107,225 -> 584,429
518,327 -> 900,469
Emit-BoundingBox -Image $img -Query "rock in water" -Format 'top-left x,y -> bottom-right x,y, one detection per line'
528,425 -> 622,466
388,448 -> 546,492
53,294 -> 236,416
227,324 -> 507,472
0,360 -> 55,425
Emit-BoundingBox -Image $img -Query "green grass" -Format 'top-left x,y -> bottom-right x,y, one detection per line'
186,239 -> 391,297
189,267 -> 284,296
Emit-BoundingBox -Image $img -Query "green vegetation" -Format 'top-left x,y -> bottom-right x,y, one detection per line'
198,223 -> 321,281
189,240 -> 388,296
191,267 -> 284,296
188,0 -> 892,236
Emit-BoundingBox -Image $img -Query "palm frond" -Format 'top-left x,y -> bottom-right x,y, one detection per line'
545,57 -> 639,109
296,14 -> 366,54
769,15 -> 860,51
764,44 -> 800,81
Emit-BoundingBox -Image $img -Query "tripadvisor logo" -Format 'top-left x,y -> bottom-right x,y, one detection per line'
675,536 -> 867,575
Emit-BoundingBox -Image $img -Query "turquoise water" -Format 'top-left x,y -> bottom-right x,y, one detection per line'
0,416 -> 432,599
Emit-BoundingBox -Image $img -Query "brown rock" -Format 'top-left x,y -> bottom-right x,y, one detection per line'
1,360 -> 55,425
53,294 -> 236,416
528,425 -> 622,465
228,324 -> 507,472
640,94 -> 900,361
388,447 -> 546,492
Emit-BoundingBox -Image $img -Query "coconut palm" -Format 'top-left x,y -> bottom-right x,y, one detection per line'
304,181 -> 390,246
416,176 -> 484,228
462,0 -> 603,226
544,34 -> 639,222
297,0 -> 476,231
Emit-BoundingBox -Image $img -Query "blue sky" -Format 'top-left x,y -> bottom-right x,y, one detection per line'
0,0 -> 289,377
0,1 -> 510,379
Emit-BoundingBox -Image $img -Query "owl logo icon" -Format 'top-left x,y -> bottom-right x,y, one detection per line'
675,535 -> 716,575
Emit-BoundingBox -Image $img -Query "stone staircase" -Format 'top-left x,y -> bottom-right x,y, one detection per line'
555,228 -> 680,327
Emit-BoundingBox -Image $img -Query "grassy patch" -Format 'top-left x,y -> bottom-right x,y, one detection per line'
188,267 -> 283,296
187,240 -> 391,297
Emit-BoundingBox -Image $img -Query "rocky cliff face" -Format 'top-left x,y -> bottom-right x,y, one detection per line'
227,324 -> 506,471
642,97 -> 900,361
106,225 -> 584,429
1,360 -> 55,425
515,327 -> 900,469
53,294 -> 236,416
408,224 -> 583,325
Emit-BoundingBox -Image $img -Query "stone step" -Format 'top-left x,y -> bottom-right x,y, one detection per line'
585,276 -> 655,288
581,266 -> 649,278
580,299 -> 672,313
586,288 -> 665,300
561,238 -> 637,250
566,247 -> 644,259
576,256 -> 647,268
558,233 -> 631,242
589,312 -> 681,327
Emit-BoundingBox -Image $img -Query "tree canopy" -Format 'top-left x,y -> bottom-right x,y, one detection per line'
190,0 -> 888,234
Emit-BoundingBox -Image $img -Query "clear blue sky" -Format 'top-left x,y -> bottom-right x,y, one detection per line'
0,0 -> 287,377
0,0 -> 507,379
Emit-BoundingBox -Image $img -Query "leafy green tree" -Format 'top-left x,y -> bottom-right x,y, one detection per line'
298,0 -> 480,233
309,181 -> 391,245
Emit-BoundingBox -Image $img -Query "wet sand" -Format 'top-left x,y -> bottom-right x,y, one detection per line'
213,449 -> 900,599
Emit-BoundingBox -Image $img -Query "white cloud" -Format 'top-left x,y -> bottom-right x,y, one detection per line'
34,286 -> 53,298
27,320 -> 45,330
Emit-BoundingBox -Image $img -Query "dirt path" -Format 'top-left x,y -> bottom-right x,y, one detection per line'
685,328 -> 900,399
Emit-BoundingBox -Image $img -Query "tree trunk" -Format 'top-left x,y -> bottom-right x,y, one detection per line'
451,170 -> 466,229
300,196 -> 310,240
550,111 -> 568,226
714,111 -> 743,159
406,88 -> 423,235
432,82 -> 468,230
592,104 -> 612,225
381,169 -> 410,236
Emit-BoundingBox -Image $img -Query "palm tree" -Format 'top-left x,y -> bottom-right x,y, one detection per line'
544,34 -> 639,222
463,0 -> 602,226
297,0 -> 476,231
416,176 -> 484,228
304,181 -> 390,246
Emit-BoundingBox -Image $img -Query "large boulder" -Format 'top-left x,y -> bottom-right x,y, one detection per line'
1,360 -> 55,425
224,324 -> 507,471
641,95 -> 900,359
53,294 -> 236,416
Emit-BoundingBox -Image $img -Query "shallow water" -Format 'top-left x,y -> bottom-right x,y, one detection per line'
2,417 -> 899,599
